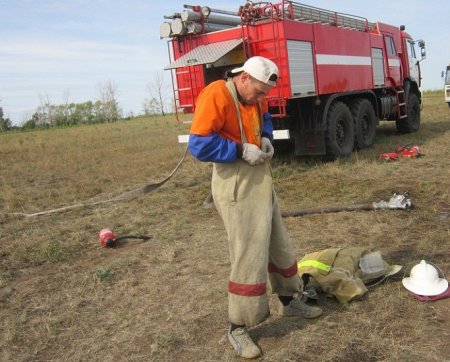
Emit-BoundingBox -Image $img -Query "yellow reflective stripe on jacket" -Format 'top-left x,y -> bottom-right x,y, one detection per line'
298,260 -> 331,272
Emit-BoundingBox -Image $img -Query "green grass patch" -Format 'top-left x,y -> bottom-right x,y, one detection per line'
94,267 -> 114,282
20,242 -> 67,265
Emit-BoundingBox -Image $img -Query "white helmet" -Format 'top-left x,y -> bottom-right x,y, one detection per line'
402,260 -> 448,296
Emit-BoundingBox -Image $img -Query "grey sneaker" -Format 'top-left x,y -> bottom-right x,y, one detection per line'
228,327 -> 261,359
281,298 -> 323,319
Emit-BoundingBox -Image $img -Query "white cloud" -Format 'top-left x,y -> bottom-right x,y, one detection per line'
1,38 -> 146,64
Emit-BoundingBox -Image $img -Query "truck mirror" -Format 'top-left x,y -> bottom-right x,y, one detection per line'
442,71 -> 445,78
417,40 -> 426,60
420,48 -> 426,59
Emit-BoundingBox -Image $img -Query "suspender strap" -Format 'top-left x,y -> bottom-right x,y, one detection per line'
225,78 -> 247,144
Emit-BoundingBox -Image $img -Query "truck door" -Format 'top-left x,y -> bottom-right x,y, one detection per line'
406,39 -> 420,83
383,34 -> 401,86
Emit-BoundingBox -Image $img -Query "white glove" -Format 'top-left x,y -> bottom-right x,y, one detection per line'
242,143 -> 266,165
261,137 -> 274,159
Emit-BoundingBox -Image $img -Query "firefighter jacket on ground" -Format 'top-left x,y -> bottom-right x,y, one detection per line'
297,247 -> 399,304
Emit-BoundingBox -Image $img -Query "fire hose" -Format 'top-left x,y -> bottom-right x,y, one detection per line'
2,146 -> 188,219
280,192 -> 412,217
203,192 -> 412,216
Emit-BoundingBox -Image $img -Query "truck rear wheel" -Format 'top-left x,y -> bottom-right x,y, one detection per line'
325,101 -> 355,159
396,93 -> 420,133
351,98 -> 377,149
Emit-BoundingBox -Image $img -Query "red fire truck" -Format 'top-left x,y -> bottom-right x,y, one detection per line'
163,1 -> 426,158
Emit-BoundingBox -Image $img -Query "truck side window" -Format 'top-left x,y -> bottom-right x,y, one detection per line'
407,40 -> 417,59
384,36 -> 396,55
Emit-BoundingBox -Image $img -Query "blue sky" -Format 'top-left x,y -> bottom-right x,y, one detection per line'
1,0 -> 449,125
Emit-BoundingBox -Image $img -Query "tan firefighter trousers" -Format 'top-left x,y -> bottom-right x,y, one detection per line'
212,159 -> 301,327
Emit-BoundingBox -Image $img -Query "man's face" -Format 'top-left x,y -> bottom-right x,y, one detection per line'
238,73 -> 273,104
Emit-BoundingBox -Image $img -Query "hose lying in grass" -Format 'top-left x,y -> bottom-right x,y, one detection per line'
281,192 -> 412,217
3,147 -> 188,218
203,192 -> 412,217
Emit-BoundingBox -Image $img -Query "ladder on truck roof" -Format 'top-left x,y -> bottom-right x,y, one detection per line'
284,1 -> 376,32
243,1 -> 376,32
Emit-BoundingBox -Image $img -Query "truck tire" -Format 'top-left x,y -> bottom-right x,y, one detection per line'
325,101 -> 355,159
351,98 -> 377,149
396,93 -> 420,133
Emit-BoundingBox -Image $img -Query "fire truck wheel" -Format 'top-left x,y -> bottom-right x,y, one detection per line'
396,93 -> 420,133
351,98 -> 377,149
325,101 -> 355,159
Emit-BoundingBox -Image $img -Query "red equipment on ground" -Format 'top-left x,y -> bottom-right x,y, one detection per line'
162,1 -> 426,159
98,228 -> 152,248
98,228 -> 116,248
99,228 -> 117,248
397,145 -> 423,158
379,145 -> 423,161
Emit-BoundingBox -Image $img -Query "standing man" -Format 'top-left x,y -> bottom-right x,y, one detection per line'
189,56 -> 322,359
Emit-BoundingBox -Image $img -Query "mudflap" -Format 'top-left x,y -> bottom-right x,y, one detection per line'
294,129 -> 326,156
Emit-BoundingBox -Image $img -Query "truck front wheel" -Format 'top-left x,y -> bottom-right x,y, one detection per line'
396,93 -> 420,133
325,101 -> 355,159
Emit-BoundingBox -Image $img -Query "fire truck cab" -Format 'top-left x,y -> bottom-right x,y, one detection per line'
163,1 -> 426,159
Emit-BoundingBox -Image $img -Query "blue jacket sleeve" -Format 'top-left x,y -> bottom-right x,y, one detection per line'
189,132 -> 239,163
262,112 -> 274,142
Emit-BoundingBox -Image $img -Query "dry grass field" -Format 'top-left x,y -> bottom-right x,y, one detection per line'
1,92 -> 449,361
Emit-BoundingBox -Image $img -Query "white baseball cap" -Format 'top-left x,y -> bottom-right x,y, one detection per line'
230,56 -> 279,87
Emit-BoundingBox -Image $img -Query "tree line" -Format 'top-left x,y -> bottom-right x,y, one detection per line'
0,106 -> 13,132
1,74 -> 171,132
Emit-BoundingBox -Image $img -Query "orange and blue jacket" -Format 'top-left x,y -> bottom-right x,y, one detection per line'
189,79 -> 273,163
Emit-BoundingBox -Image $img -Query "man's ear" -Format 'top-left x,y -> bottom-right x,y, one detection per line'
240,72 -> 251,83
